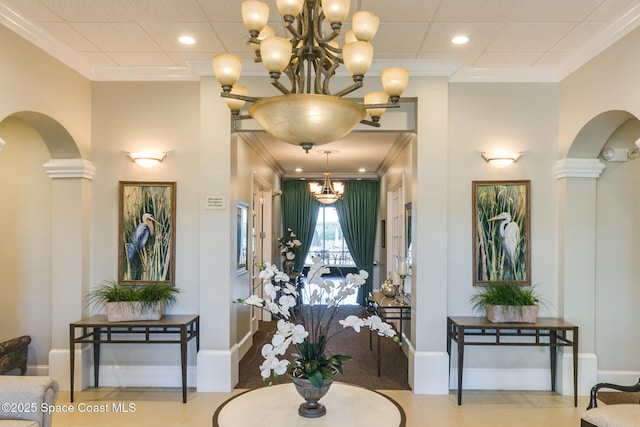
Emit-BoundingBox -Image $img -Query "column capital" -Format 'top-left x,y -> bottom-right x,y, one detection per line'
554,158 -> 605,179
43,159 -> 96,180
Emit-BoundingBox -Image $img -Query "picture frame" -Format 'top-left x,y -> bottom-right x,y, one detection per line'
236,202 -> 248,274
118,181 -> 176,284
472,180 -> 530,286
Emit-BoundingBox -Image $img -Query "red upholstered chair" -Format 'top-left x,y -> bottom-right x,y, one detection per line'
0,336 -> 31,375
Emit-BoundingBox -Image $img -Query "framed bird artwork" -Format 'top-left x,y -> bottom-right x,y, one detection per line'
472,180 -> 530,286
118,181 -> 177,285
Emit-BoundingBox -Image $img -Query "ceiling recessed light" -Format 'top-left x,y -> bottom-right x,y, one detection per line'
452,35 -> 469,45
295,168 -> 302,172
179,35 -> 196,45
358,168 -> 366,173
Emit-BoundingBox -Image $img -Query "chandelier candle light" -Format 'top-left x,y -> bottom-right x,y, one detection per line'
212,0 -> 409,151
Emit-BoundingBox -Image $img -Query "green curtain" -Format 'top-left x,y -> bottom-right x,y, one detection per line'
281,180 -> 320,272
335,180 -> 379,305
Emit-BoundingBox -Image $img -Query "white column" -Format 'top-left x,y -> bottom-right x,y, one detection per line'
410,77 -> 450,394
197,77 -> 237,392
43,159 -> 95,390
554,158 -> 604,395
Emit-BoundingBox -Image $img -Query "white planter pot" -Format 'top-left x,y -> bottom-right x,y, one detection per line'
105,301 -> 164,322
486,304 -> 539,323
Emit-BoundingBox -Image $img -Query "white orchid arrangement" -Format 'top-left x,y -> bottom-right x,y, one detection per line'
277,227 -> 302,261
237,255 -> 398,388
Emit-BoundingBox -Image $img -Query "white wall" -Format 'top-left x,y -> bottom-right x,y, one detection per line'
595,119 -> 640,372
560,27 -> 640,382
0,24 -> 91,156
0,118 -> 52,371
234,134 -> 279,354
2,15 -> 640,393
0,23 -> 91,373
89,81 -> 202,369
448,82 -> 560,318
446,83 -> 561,382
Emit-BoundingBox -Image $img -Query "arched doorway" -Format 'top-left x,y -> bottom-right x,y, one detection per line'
0,111 -> 93,386
556,110 -> 640,393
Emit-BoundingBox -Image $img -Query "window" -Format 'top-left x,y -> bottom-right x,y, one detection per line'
305,206 -> 354,266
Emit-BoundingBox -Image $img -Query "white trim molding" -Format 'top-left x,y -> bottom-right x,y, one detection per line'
49,347 -> 91,391
43,159 -> 96,180
448,352 -> 597,397
554,158 -> 606,179
196,349 -> 237,392
409,347 -> 450,394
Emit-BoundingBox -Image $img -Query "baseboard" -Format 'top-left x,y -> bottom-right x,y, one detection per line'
237,329 -> 254,362
25,365 -> 50,376
196,349 -> 235,392
88,364 -> 197,388
449,352 -> 598,396
409,347 -> 450,394
49,347 -> 91,390
449,367 -> 557,390
597,370 -> 640,385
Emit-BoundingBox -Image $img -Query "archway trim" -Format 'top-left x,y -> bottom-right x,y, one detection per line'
43,159 -> 95,180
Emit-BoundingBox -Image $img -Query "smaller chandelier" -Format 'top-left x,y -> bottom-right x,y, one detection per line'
212,0 -> 409,150
309,151 -> 344,205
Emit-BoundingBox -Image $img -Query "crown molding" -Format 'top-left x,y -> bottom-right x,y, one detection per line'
239,132 -> 285,177
2,1 -> 639,83
449,66 -> 559,83
92,66 -> 201,82
377,132 -> 414,176
0,3 -> 94,79
557,3 -> 640,81
188,58 -> 460,78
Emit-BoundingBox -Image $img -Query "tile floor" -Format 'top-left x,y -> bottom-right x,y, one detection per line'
51,387 -> 588,426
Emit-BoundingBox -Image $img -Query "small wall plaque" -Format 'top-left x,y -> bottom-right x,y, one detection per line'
205,196 -> 226,210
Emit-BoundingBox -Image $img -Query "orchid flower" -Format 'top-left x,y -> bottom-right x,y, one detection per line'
236,233 -> 398,385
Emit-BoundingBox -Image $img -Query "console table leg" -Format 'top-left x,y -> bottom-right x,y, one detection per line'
69,325 -> 75,403
457,326 -> 465,405
550,330 -> 557,392
377,334 -> 381,377
181,326 -> 188,403
93,328 -> 101,387
573,327 -> 579,407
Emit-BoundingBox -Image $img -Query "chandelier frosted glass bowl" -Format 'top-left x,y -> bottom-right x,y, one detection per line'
248,94 -> 366,145
212,0 -> 409,149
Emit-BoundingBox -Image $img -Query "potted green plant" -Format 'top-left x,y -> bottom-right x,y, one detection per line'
470,282 -> 543,323
87,280 -> 180,322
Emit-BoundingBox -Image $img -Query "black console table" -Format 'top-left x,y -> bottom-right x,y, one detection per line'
368,292 -> 411,376
69,314 -> 199,403
447,316 -> 578,406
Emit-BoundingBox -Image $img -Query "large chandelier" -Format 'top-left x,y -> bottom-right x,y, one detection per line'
212,0 -> 409,151
309,151 -> 344,204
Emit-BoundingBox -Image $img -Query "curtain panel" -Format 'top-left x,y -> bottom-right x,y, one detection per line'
335,180 -> 380,305
281,180 -> 320,272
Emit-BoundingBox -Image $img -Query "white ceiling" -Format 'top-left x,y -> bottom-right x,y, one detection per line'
1,0 -> 639,177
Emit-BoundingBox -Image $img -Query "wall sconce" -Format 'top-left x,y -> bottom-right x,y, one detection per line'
600,147 -> 640,162
127,151 -> 167,168
481,152 -> 522,168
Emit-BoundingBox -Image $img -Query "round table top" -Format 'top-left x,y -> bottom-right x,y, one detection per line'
213,382 -> 406,427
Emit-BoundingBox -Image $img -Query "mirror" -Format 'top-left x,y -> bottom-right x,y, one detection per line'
237,202 -> 248,274
405,202 -> 412,263
404,202 -> 412,295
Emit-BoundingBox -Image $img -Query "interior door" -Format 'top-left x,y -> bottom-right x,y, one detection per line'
251,177 -> 273,322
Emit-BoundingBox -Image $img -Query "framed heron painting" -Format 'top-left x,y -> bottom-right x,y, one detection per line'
472,180 -> 530,286
118,181 -> 176,285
